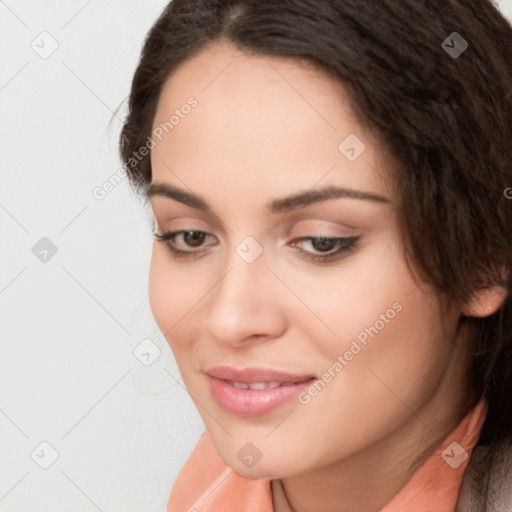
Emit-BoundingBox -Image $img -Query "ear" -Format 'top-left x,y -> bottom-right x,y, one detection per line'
461,285 -> 508,318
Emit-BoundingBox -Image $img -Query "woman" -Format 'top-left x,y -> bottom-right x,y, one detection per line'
119,1 -> 512,510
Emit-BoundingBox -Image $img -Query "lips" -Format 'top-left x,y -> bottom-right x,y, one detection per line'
205,366 -> 317,416
205,365 -> 315,384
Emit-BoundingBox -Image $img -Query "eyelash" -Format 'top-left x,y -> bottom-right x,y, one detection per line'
152,230 -> 360,263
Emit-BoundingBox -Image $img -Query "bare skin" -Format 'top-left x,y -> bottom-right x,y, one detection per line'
147,42 -> 507,512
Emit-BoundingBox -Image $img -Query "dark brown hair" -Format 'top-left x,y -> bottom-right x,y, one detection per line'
119,0 -> 512,452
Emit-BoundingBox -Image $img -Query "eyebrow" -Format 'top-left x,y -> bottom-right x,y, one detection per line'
147,182 -> 391,214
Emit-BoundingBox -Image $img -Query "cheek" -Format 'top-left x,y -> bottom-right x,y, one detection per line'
292,234 -> 451,412
148,246 -> 216,370
148,247 -> 193,341
310,287 -> 450,425
148,248 -> 169,334
280,232 -> 416,351
148,249 -> 203,382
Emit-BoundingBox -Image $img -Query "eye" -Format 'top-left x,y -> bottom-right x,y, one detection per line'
290,236 -> 360,263
153,230 -> 361,263
152,230 -> 215,257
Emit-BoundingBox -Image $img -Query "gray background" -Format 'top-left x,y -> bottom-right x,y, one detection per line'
1,1 -> 511,511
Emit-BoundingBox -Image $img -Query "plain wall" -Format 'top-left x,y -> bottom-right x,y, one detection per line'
1,1 -> 511,511
0,2 -> 204,511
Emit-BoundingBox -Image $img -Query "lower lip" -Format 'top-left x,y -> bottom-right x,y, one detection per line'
207,376 -> 316,417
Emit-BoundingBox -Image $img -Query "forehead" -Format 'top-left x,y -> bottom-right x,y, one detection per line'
150,42 -> 394,205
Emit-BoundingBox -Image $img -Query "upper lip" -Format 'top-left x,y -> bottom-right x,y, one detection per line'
206,366 -> 315,384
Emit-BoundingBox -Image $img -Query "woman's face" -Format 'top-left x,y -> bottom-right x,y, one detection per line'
148,43 -> 467,479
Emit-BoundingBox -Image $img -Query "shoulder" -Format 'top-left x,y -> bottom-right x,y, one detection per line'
455,438 -> 512,512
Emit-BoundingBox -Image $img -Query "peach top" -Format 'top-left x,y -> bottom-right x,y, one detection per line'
167,397 -> 487,512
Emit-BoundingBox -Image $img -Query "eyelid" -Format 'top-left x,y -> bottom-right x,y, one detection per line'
289,219 -> 360,237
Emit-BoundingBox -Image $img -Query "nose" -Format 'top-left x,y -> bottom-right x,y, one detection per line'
204,245 -> 287,347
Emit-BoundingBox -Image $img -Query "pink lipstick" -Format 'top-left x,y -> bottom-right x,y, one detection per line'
206,366 -> 316,417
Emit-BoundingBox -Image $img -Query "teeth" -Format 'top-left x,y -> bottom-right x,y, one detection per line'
231,381 -> 250,389
230,381 -> 284,390
247,382 -> 268,390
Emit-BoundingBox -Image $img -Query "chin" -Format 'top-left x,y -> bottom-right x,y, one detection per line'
221,450 -> 304,480
232,463 -> 288,481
